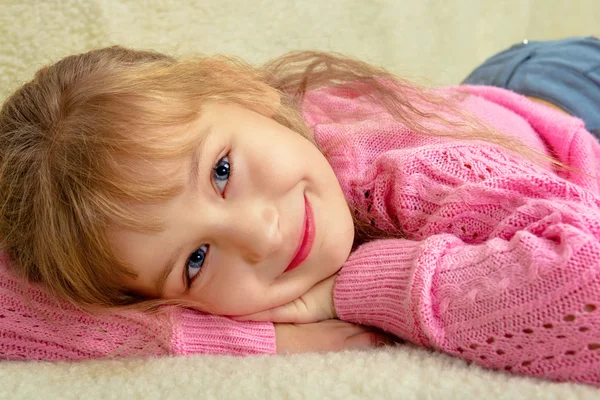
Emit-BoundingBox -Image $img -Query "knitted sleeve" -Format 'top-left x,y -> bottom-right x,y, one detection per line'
334,145 -> 600,386
0,255 -> 276,361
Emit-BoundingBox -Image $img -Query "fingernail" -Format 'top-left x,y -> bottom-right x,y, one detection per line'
376,335 -> 397,347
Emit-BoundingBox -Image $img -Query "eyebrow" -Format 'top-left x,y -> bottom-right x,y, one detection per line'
155,247 -> 182,296
155,123 -> 212,296
189,123 -> 212,193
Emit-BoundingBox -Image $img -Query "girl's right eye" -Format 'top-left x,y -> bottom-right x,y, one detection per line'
186,244 -> 208,286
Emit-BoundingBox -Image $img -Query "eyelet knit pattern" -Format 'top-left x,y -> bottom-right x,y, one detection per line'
305,85 -> 600,386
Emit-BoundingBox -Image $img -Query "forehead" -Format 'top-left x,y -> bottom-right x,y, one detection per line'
112,108 -> 213,201
108,223 -> 168,293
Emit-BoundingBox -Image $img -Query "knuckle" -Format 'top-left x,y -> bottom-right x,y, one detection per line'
294,297 -> 309,312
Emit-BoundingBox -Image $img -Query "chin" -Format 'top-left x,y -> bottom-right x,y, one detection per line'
332,225 -> 355,271
320,235 -> 354,281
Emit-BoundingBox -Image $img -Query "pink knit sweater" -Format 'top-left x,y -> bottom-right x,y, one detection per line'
306,84 -> 600,385
1,84 -> 599,385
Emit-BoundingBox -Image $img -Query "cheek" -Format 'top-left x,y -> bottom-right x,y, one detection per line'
267,131 -> 316,168
190,267 -> 272,315
248,150 -> 306,193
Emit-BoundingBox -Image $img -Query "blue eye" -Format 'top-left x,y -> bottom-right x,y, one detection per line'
213,155 -> 230,194
186,244 -> 208,284
183,155 -> 230,287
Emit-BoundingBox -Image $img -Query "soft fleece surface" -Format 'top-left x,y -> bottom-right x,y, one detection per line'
0,1 -> 599,399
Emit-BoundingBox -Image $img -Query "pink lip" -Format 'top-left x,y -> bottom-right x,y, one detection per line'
285,196 -> 315,273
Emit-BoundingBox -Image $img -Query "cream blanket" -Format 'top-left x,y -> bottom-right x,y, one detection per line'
0,1 -> 598,398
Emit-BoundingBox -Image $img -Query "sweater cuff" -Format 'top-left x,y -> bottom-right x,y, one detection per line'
171,308 -> 276,356
334,239 -> 438,347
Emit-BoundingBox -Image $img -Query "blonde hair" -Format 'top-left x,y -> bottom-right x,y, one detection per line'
0,45 -> 563,310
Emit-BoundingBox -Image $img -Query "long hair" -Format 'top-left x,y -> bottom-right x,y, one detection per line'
0,46 -> 562,310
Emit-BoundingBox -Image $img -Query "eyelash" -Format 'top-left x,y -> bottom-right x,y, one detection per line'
184,154 -> 232,287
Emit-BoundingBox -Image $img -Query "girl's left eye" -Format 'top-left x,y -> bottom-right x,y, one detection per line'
186,244 -> 208,286
213,155 -> 230,195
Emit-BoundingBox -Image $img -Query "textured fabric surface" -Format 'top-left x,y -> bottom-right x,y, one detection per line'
1,0 -> 600,399
2,348 -> 599,400
1,0 -> 599,100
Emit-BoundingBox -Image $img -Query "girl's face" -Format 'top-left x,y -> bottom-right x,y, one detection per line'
109,102 -> 354,315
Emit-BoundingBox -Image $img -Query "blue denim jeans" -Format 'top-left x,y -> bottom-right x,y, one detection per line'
462,37 -> 600,139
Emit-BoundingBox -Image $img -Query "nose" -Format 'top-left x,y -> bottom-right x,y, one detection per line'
224,200 -> 282,263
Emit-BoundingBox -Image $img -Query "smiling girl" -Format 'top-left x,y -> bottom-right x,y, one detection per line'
1,39 -> 599,385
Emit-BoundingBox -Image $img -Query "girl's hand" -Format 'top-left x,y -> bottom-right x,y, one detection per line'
237,275 -> 337,323
274,320 -> 394,354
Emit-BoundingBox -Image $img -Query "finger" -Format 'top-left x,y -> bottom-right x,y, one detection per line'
233,299 -> 312,323
232,305 -> 294,322
231,309 -> 275,322
342,331 -> 397,351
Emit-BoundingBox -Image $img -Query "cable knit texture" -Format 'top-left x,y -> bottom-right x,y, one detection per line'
303,85 -> 600,386
1,84 -> 599,387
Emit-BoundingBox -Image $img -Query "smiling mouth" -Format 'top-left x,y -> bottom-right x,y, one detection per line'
284,195 -> 315,273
